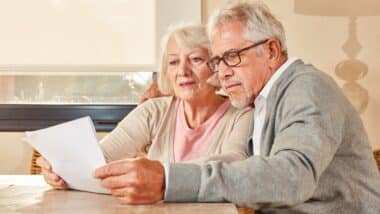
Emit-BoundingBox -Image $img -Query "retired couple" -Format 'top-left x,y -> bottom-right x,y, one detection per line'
37,1 -> 380,213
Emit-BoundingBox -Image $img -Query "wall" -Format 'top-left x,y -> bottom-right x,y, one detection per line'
0,132 -> 108,174
205,0 -> 380,149
0,133 -> 32,174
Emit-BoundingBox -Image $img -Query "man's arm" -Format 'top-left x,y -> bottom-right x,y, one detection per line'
95,72 -> 346,208
165,149 -> 321,209
139,82 -> 166,104
165,73 -> 346,208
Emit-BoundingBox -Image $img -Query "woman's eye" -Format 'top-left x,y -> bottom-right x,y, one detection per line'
169,60 -> 179,66
191,57 -> 204,63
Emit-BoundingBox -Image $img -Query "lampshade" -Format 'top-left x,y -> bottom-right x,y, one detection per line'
294,0 -> 380,16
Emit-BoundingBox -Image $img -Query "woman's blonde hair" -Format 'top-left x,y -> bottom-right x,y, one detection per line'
157,23 -> 211,95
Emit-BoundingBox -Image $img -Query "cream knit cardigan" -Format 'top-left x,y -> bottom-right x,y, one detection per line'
100,96 -> 253,164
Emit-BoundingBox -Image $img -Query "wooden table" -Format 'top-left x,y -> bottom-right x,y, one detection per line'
0,175 -> 239,214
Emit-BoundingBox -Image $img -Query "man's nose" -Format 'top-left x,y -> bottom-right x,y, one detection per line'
218,62 -> 233,80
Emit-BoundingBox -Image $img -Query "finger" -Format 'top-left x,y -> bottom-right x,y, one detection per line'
41,168 -> 60,182
94,159 -> 134,179
42,173 -> 60,186
115,192 -> 163,205
42,171 -> 67,189
41,167 -> 65,184
36,156 -> 51,171
111,186 -> 157,198
139,91 -> 151,104
100,174 -> 137,189
139,95 -> 148,104
54,179 -> 68,190
48,178 -> 68,190
110,186 -> 136,197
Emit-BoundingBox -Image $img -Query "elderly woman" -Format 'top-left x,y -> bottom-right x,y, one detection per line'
38,24 -> 253,189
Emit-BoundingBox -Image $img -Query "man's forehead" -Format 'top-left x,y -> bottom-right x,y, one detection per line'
210,23 -> 247,54
213,21 -> 244,39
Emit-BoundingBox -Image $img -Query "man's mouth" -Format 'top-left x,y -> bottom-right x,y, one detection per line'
224,82 -> 242,90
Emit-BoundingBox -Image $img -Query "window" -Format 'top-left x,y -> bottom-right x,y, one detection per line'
0,0 -> 201,105
0,0 -> 201,130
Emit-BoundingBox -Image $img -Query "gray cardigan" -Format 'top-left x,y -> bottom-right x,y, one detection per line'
164,60 -> 380,213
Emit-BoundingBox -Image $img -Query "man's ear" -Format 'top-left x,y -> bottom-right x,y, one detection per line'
266,39 -> 284,71
267,39 -> 282,60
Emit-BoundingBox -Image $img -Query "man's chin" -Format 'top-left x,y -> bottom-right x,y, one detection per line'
230,96 -> 251,109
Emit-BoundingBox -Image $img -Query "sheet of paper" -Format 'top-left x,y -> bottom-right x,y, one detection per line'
25,116 -> 109,194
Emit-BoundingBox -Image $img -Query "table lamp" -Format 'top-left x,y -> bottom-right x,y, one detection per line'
294,0 -> 380,113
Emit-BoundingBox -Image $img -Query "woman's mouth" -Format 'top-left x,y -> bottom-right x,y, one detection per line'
179,81 -> 195,87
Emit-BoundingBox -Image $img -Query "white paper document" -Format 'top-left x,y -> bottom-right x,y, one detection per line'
25,116 -> 109,194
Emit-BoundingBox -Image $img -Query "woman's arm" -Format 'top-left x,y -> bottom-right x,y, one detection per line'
100,100 -> 159,162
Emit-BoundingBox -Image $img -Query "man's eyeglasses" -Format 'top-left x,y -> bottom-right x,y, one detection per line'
207,39 -> 268,73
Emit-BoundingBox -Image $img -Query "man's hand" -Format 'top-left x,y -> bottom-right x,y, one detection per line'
139,83 -> 165,104
94,158 -> 165,205
36,156 -> 68,190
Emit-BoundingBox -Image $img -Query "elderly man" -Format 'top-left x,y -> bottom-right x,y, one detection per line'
94,2 -> 380,213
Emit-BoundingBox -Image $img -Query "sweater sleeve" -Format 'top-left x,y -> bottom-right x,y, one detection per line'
99,99 -> 163,162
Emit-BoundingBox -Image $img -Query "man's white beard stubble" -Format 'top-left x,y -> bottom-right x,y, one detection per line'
229,91 -> 253,109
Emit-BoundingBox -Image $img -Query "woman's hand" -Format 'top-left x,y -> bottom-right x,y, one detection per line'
36,156 -> 68,190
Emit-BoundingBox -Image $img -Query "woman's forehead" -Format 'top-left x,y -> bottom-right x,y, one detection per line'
167,40 -> 208,55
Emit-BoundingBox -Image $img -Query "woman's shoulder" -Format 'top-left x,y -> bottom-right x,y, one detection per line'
226,104 -> 254,117
137,96 -> 178,115
141,96 -> 176,108
222,105 -> 254,136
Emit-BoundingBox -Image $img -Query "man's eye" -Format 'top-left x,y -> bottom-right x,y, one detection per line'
225,52 -> 239,61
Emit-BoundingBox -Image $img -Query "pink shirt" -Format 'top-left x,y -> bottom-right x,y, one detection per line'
173,100 -> 230,162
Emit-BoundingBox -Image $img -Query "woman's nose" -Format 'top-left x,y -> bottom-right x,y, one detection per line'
177,60 -> 192,76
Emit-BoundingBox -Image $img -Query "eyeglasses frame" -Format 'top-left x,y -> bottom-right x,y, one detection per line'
207,39 -> 269,73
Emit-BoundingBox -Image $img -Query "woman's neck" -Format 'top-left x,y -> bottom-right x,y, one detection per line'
182,94 -> 226,129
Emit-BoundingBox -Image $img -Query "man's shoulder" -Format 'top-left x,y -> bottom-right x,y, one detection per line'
287,62 -> 328,82
267,61 -> 344,111
267,62 -> 354,124
276,61 -> 337,95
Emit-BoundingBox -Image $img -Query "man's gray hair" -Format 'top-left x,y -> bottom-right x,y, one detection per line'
157,23 -> 211,95
207,1 -> 287,55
